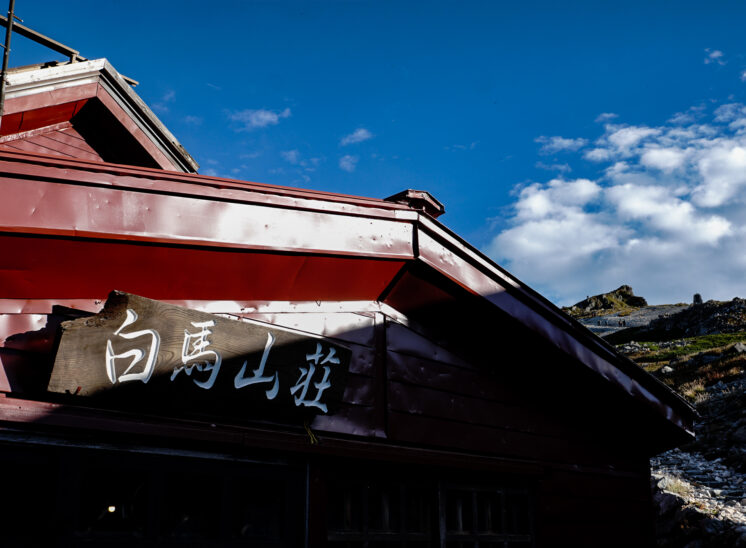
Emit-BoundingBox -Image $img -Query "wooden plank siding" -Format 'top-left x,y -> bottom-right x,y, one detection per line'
385,320 -> 639,466
0,307 -> 660,546
1,305 -> 658,470
0,125 -> 103,162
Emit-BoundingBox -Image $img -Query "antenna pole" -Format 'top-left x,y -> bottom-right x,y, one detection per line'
0,0 -> 16,131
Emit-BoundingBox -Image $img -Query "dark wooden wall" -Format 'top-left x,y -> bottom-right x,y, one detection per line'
0,275 -> 659,548
382,318 -> 656,547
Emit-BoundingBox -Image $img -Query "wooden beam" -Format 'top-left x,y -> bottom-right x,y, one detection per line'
0,17 -> 139,86
0,15 -> 80,61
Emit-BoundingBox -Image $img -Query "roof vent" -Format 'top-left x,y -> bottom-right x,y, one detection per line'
384,189 -> 445,219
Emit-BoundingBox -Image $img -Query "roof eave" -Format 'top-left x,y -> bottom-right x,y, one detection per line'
5,59 -> 199,173
99,60 -> 199,173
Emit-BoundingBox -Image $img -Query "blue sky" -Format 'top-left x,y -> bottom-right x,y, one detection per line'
10,1 -> 746,305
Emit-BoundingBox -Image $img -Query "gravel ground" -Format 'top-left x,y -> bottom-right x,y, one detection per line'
652,449 -> 746,526
651,375 -> 746,545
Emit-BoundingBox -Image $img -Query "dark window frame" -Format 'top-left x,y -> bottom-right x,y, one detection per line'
439,481 -> 534,548
325,468 -> 535,548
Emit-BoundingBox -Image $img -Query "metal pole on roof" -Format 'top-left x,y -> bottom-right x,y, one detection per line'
0,0 -> 17,131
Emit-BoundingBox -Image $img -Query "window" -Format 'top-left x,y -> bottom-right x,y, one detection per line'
0,442 -> 304,547
326,471 -> 534,548
327,477 -> 435,547
442,485 -> 533,547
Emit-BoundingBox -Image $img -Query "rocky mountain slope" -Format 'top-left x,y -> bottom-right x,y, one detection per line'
571,290 -> 746,546
563,284 -> 649,319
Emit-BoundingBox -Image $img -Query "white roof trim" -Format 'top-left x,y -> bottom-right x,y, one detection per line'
5,59 -> 199,173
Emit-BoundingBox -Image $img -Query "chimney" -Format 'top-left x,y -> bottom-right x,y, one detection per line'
384,189 -> 445,219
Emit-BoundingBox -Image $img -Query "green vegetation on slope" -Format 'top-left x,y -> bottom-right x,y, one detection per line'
623,332 -> 746,403
628,332 -> 746,363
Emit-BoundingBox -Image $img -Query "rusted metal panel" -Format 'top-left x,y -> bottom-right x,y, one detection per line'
2,83 -> 96,116
0,100 -> 88,136
236,312 -> 375,347
40,126 -> 103,159
0,313 -> 52,350
0,298 -> 390,316
0,176 -> 414,259
0,350 -> 10,391
3,60 -> 197,172
0,150 -> 416,221
0,130 -> 102,162
28,131 -> 102,162
0,121 -> 71,143
0,146 -> 693,445
0,299 -> 103,314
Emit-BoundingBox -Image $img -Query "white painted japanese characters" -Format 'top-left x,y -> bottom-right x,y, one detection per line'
49,291 -> 350,418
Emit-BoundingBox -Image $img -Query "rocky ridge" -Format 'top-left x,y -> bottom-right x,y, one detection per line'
648,298 -> 746,338
563,284 -> 648,319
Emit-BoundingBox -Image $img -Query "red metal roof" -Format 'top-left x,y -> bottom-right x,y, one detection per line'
1,59 -> 198,172
0,148 -> 695,444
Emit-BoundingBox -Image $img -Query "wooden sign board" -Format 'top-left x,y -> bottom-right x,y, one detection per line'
48,292 -> 350,420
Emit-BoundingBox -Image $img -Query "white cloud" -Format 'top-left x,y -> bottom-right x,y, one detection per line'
668,106 -> 704,125
340,128 -> 374,146
488,102 -> 746,305
513,178 -> 601,221
741,70 -> 746,82
535,161 -> 571,173
693,144 -> 746,207
535,136 -> 588,154
595,112 -> 618,123
339,155 -> 358,172
584,147 -> 613,162
152,90 -> 176,113
639,147 -> 687,172
606,184 -> 731,244
713,103 -> 746,124
228,107 -> 291,131
447,141 -> 479,151
607,125 -> 660,149
184,115 -> 202,125
281,150 -> 300,164
704,48 -> 725,65
583,125 -> 661,162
